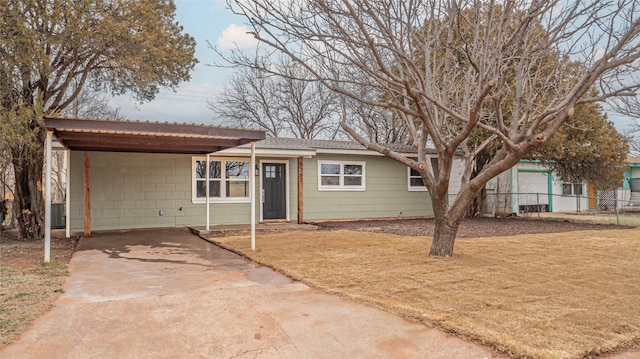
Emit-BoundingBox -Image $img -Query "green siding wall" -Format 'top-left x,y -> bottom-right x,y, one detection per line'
302,154 -> 433,220
69,151 -> 431,231
70,151 -> 264,231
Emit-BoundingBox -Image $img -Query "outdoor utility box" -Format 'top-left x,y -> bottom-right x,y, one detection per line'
51,203 -> 65,229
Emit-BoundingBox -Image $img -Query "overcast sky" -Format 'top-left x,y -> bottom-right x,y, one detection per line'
110,0 -> 257,125
110,0 -> 636,133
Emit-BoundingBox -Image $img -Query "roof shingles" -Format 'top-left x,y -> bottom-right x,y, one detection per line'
255,137 -> 418,153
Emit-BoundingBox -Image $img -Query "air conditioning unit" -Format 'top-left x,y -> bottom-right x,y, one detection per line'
51,203 -> 66,229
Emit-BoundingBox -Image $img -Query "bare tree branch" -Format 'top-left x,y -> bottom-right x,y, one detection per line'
210,57 -> 339,139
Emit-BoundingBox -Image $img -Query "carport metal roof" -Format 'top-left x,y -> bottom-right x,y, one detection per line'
43,117 -> 266,154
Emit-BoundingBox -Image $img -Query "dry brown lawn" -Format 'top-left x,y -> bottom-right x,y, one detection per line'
211,229 -> 640,359
0,230 -> 75,350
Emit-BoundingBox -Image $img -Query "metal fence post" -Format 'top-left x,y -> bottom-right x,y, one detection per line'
492,191 -> 497,217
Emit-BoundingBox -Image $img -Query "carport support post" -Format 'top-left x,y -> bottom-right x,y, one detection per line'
251,142 -> 256,251
44,130 -> 52,263
84,152 -> 91,237
206,153 -> 210,231
65,150 -> 71,238
298,157 -> 303,224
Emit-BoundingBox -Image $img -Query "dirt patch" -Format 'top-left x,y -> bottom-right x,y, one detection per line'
315,217 -> 630,237
211,226 -> 640,359
0,229 -> 78,350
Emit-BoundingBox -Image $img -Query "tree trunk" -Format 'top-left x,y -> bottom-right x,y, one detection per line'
468,149 -> 491,217
429,192 -> 465,257
429,183 -> 477,257
11,130 -> 45,239
469,187 -> 486,217
430,218 -> 460,257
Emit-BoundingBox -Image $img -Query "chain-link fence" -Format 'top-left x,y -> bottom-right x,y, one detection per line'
473,189 -> 640,226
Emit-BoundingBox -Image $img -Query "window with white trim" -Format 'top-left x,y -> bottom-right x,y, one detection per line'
318,161 -> 365,191
193,158 -> 250,202
562,182 -> 583,196
408,167 -> 427,191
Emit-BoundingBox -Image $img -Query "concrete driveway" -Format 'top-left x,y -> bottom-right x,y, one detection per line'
1,228 -> 500,359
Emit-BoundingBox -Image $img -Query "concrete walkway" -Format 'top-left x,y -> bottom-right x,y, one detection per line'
1,228 -> 500,359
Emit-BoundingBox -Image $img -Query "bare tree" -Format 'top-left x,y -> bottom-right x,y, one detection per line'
625,128 -> 640,157
344,96 -> 412,144
211,57 -> 339,139
612,98 -> 640,155
62,83 -> 126,121
222,0 -> 640,257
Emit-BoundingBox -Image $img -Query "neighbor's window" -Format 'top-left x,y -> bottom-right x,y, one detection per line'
408,167 -> 427,191
562,182 -> 584,196
193,158 -> 250,202
318,161 -> 365,191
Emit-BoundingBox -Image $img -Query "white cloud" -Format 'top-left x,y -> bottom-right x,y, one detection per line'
215,24 -> 258,51
211,0 -> 226,9
592,48 -> 606,62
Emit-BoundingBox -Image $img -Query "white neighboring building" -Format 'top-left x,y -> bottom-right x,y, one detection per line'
620,157 -> 640,207
489,160 -> 596,215
487,158 -> 640,215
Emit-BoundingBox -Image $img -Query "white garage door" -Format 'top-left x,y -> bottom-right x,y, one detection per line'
518,171 -> 549,206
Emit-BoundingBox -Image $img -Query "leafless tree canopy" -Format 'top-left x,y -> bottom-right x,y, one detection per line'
210,58 -> 340,139
341,93 -> 413,144
613,97 -> 640,155
61,84 -> 126,120
223,0 -> 640,256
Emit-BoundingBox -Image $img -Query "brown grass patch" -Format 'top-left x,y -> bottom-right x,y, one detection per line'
210,229 -> 640,359
0,230 -> 76,350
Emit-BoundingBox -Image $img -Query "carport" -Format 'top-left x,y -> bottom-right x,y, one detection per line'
41,117 -> 265,262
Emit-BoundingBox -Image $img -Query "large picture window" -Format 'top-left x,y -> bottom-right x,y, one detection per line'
318,161 -> 365,191
193,158 -> 250,202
